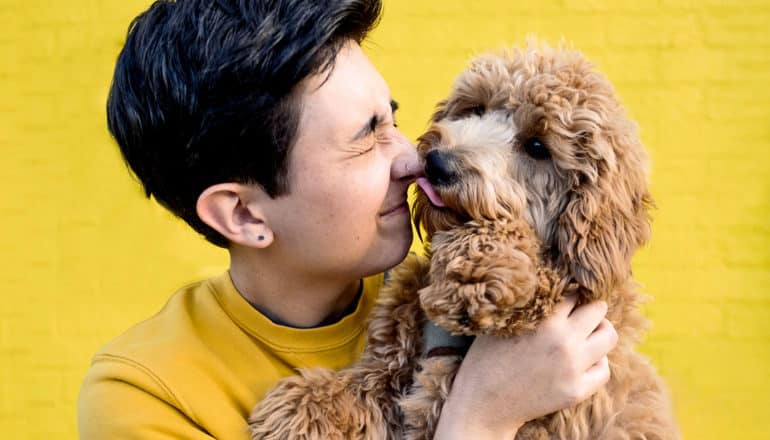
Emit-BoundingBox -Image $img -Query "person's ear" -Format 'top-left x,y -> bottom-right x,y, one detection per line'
196,183 -> 274,248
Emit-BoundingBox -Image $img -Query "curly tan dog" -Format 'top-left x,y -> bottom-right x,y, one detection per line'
249,43 -> 678,440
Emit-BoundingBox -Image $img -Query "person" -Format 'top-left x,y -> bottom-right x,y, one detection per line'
77,0 -> 618,438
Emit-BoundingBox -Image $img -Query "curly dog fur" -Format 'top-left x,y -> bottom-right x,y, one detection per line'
249,42 -> 679,439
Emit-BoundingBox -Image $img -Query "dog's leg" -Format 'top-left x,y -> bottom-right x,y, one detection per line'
400,355 -> 462,440
248,254 -> 430,440
400,219 -> 571,439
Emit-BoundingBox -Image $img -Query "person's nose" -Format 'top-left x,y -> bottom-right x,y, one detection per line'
391,131 -> 424,183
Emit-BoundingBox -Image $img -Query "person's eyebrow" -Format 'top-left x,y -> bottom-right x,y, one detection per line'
351,99 -> 399,142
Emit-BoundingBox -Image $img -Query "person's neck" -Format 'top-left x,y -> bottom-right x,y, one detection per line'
228,250 -> 362,328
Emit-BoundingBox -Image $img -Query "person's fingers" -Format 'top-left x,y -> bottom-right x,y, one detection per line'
584,319 -> 618,367
581,355 -> 611,399
568,300 -> 608,337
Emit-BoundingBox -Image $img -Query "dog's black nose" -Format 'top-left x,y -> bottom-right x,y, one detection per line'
425,150 -> 457,186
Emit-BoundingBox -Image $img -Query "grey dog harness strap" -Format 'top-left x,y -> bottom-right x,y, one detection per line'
422,320 -> 475,358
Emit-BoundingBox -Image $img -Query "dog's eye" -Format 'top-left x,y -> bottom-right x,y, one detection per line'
523,137 -> 551,160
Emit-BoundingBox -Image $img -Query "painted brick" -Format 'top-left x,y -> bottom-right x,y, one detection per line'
644,302 -> 725,339
702,12 -> 770,47
604,14 -> 703,49
726,303 -> 770,339
564,0 -> 663,12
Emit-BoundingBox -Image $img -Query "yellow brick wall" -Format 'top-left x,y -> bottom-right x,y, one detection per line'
2,0 -> 768,438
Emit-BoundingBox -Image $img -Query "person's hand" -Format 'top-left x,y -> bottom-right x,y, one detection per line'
433,294 -> 618,439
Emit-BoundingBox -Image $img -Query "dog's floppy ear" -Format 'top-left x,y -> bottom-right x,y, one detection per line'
555,119 -> 654,296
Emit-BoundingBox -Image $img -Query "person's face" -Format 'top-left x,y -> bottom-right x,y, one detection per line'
263,41 -> 421,280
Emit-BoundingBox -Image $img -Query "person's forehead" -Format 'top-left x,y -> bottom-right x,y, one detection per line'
298,42 -> 391,137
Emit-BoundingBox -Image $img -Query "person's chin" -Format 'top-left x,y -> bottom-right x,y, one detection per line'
364,232 -> 413,276
386,229 -> 414,267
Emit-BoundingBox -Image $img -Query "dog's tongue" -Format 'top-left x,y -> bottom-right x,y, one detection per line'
416,177 -> 446,207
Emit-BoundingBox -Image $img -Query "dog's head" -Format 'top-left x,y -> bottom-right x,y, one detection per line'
414,43 -> 653,296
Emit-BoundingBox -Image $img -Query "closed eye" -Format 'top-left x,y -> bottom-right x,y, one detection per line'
352,99 -> 400,142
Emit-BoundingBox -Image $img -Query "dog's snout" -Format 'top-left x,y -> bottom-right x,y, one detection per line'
425,150 -> 457,186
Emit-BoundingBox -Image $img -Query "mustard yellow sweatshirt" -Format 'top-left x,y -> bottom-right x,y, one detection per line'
78,271 -> 383,439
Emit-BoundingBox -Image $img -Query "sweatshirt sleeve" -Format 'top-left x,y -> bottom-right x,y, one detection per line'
77,354 -> 215,440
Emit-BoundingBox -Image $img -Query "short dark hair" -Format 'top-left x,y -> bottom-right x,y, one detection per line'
107,0 -> 382,247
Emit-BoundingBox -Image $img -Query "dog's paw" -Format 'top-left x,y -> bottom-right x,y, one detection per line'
420,219 -> 541,335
